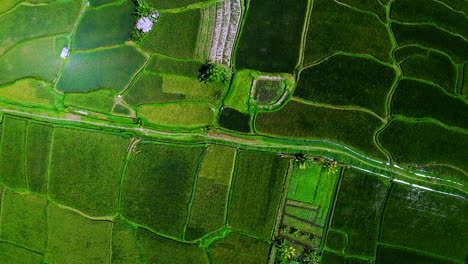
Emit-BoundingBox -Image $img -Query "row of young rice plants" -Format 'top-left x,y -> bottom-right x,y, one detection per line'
255,100 -> 387,161
0,0 -> 81,55
295,54 -> 396,117
234,0 -> 308,73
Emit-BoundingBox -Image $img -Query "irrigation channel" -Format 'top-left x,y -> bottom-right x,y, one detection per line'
0,100 -> 466,201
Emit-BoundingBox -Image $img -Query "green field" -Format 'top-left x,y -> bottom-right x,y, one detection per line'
228,150 -> 289,238
0,242 -> 43,264
304,0 -> 392,64
138,103 -> 216,127
147,0 -> 205,9
391,79 -> 468,129
72,0 -> 135,50
140,8 -> 201,59
146,55 -> 203,79
121,142 -> 204,238
49,127 -> 129,216
325,229 -> 347,252
336,0 -> 386,21
330,168 -> 390,257
218,107 -> 251,133
379,120 -> 468,172
321,250 -> 371,264
57,46 -> 146,92
256,101 -> 386,160
235,0 -> 308,73
185,145 -> 236,240
64,88 -> 116,114
376,245 -> 460,264
111,220 -> 142,264
25,122 -> 53,194
380,182 -> 467,261
210,232 -> 271,264
0,79 -> 57,108
295,54 -> 395,116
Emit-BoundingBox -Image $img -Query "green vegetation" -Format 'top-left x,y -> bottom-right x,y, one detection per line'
49,128 -> 129,216
321,251 -> 371,264
25,122 -> 53,194
47,203 -> 112,264
0,79 -> 57,107
391,0 -> 468,37
304,0 -> 392,64
0,0 -> 81,55
138,103 -> 216,127
253,79 -> 286,106
0,116 -> 27,190
235,0 -> 308,73
111,220 -> 142,264
228,150 -> 289,238
89,0 -> 117,7
0,190 -> 47,251
147,0 -> 205,9
199,62 -> 231,84
380,183 -> 468,261
210,232 -> 271,264
64,88 -> 116,113
186,145 -> 236,240
336,0 -> 386,21
395,47 -> 457,93
325,229 -> 347,252
124,73 -> 180,105
0,37 -> 61,84
296,54 -> 396,116
73,0 -> 135,50
0,242 -> 43,264
218,107 -> 251,133
140,8 -> 201,59
330,168 -> 389,257
376,246 -> 460,264
391,22 -> 468,64
121,142 -> 204,238
138,228 -> 209,263
146,55 -> 203,79
57,46 -> 146,92
379,120 -> 467,171
391,79 -> 468,129
256,101 -> 385,160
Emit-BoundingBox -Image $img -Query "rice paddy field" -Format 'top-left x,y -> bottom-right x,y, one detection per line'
0,0 -> 466,263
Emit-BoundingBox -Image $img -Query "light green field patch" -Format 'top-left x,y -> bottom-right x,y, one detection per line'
47,203 -> 112,264
0,242 -> 43,264
0,79 -> 57,107
138,103 -> 216,127
161,75 -> 226,106
57,46 -> 146,92
64,88 -> 116,114
0,0 -> 81,55
0,190 -> 47,251
223,70 -> 254,113
0,37 -> 61,84
111,220 -> 142,264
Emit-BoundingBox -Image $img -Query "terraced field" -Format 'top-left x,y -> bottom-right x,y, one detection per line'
0,0 -> 466,263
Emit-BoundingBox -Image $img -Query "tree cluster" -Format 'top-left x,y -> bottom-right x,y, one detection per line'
199,62 -> 231,84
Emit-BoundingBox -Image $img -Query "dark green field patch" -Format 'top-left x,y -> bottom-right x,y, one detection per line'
210,232 -> 271,264
377,245 -> 460,264
121,142 -> 204,238
325,229 -> 347,252
140,8 -> 201,59
321,251 -> 371,264
124,73 -> 179,105
228,150 -> 289,238
0,37 -> 61,84
146,55 -> 203,79
218,107 -> 251,133
395,46 -> 456,92
391,0 -> 468,38
256,101 -> 385,160
0,0 -> 81,55
47,203 -> 112,264
73,0 -> 135,50
437,0 -> 468,15
0,242 -> 43,264
0,116 -> 27,190
331,168 -> 389,257
0,191 -> 47,251
185,145 -> 236,241
89,0 -> 117,7
235,0 -> 308,73
392,22 -> 468,64
304,0 -> 392,64
138,228 -> 209,263
26,123 -> 53,194
49,128 -> 129,216
380,183 -> 468,261
296,54 -> 395,116
391,79 -> 468,129
336,0 -> 386,21
57,46 -> 146,92
379,120 -> 467,172
111,220 -> 142,264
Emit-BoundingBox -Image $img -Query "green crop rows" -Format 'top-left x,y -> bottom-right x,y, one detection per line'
0,0 -> 466,262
